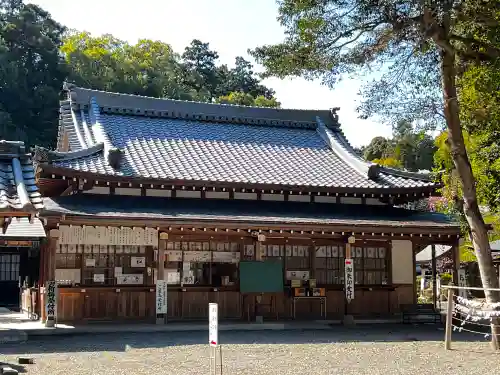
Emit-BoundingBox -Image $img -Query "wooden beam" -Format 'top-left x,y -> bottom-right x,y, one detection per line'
50,215 -> 461,238
40,164 -> 440,199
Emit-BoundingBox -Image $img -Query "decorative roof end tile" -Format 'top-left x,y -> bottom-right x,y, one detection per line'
108,147 -> 124,170
367,164 -> 381,179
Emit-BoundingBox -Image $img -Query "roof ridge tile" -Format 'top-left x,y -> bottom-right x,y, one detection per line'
65,85 -> 339,129
315,117 -> 380,180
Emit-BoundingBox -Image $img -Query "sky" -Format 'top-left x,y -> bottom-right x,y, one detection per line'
29,0 -> 393,147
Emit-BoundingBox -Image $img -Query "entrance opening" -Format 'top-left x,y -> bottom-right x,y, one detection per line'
0,246 -> 40,309
0,253 -> 20,308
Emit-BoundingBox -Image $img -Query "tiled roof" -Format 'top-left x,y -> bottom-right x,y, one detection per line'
42,194 -> 459,231
416,245 -> 452,263
40,85 -> 438,192
0,141 -> 43,213
0,217 -> 46,238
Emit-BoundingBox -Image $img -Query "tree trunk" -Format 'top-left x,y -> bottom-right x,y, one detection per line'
440,47 -> 500,350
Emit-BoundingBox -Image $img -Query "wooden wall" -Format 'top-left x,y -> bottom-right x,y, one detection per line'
55,285 -> 413,323
57,287 -> 156,322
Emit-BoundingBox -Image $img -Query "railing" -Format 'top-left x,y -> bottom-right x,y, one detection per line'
441,285 -> 500,351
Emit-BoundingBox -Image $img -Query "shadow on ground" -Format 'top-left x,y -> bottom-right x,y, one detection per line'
0,324 -> 488,355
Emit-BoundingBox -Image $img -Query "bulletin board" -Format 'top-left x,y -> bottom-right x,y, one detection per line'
239,261 -> 284,293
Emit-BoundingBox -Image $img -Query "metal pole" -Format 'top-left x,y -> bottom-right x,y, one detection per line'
444,287 -> 454,350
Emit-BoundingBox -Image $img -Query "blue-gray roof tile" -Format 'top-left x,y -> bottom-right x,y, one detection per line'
47,86 -> 438,191
0,141 -> 43,212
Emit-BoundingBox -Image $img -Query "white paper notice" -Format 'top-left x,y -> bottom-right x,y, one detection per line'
131,256 -> 146,267
85,258 -> 96,267
167,272 -> 180,284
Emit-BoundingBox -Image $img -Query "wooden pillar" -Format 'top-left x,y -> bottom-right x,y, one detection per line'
431,244 -> 437,308
497,264 -> 500,285
254,235 -> 265,322
309,243 -> 316,284
255,237 -> 263,261
39,241 -> 47,323
39,241 -> 46,288
156,232 -> 167,324
45,229 -> 59,327
412,243 -> 417,304
451,242 -> 459,285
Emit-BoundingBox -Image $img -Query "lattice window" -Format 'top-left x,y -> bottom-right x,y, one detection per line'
352,246 -> 389,285
166,240 -> 241,287
315,245 -> 344,285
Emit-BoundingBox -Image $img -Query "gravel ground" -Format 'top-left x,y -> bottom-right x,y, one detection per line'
0,326 -> 499,375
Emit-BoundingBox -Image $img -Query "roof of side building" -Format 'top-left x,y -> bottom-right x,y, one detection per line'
0,140 -> 43,213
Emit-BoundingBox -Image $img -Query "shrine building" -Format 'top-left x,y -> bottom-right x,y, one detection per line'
0,141 -> 45,311
29,84 -> 461,323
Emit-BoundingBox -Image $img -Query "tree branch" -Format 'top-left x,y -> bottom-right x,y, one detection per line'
450,34 -> 500,59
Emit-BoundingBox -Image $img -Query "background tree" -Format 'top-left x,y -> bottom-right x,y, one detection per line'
363,136 -> 392,162
458,64 -> 500,212
0,0 -> 66,147
434,62 -> 500,214
219,57 -> 276,99
363,124 -> 436,171
181,39 -> 220,101
1,1 -> 280,147
216,91 -> 280,108
251,0 -> 500,346
61,32 -> 197,100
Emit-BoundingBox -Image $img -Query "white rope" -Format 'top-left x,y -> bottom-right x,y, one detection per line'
442,285 -> 500,292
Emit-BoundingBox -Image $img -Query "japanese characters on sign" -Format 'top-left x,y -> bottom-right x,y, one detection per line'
209,303 -> 218,347
156,280 -> 168,314
45,281 -> 57,320
458,269 -> 467,298
344,259 -> 354,301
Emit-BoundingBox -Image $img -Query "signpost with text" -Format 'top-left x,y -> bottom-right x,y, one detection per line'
45,281 -> 58,327
458,269 -> 467,298
209,303 -> 218,346
156,279 -> 167,323
345,259 -> 354,302
209,303 -> 219,375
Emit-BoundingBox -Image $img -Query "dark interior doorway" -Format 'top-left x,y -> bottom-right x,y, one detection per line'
0,252 -> 21,308
0,247 -> 40,308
